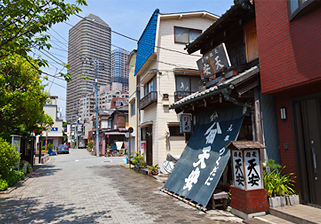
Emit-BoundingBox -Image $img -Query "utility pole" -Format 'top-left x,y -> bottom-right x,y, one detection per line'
76,101 -> 79,149
81,56 -> 104,157
94,60 -> 99,157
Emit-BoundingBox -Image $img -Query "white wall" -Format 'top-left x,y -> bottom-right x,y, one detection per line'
138,14 -> 215,165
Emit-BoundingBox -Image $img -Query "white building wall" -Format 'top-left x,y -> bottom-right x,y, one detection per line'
139,13 -> 216,166
156,16 -> 214,165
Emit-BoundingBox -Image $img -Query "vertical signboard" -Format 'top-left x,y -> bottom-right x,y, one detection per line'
244,149 -> 262,190
232,150 -> 245,190
180,114 -> 192,133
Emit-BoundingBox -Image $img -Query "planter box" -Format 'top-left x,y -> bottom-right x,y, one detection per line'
285,194 -> 299,206
268,195 -> 299,208
269,196 -> 286,208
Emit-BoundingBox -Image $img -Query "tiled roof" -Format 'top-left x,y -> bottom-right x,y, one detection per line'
170,65 -> 259,109
134,9 -> 159,75
225,141 -> 266,150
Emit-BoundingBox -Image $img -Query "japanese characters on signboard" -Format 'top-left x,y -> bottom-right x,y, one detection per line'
180,114 -> 192,133
232,150 -> 245,189
232,149 -> 262,190
162,106 -> 248,208
244,150 -> 262,190
197,43 -> 231,80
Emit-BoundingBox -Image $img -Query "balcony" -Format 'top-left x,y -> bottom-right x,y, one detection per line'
174,91 -> 194,102
139,91 -> 157,110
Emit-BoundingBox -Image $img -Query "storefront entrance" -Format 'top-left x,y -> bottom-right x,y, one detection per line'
293,93 -> 321,206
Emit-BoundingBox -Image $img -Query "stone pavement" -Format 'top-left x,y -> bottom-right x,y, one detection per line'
0,148 -> 242,223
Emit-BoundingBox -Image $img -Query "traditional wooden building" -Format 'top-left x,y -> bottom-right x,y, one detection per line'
162,0 -> 280,210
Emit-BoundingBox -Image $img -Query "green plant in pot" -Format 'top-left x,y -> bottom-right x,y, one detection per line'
132,152 -> 146,170
148,164 -> 158,175
263,159 -> 296,197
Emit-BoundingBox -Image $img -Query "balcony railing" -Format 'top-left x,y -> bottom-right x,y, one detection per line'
139,91 -> 157,109
174,91 -> 194,102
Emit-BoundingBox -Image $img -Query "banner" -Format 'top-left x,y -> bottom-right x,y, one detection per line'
162,106 -> 246,209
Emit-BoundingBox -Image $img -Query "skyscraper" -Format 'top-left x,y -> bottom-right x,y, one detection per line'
111,49 -> 129,92
66,14 -> 111,122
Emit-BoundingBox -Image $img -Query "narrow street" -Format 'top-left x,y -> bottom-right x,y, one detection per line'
0,149 -> 241,224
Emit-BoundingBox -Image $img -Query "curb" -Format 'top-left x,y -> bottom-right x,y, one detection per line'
0,156 -> 51,194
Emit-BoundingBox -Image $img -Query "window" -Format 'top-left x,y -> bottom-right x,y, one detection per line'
174,27 -> 202,44
130,101 -> 136,116
169,126 -> 184,137
288,0 -> 319,20
175,76 -> 200,92
144,76 -> 157,95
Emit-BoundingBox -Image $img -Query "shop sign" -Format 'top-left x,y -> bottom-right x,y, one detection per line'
197,43 -> 231,80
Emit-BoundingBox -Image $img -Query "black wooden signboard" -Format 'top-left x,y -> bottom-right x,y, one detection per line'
197,43 -> 231,80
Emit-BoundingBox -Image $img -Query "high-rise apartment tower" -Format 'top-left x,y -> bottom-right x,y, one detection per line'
66,14 -> 111,122
111,49 -> 129,92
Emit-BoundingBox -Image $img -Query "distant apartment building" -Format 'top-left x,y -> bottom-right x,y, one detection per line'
111,49 -> 130,92
78,83 -> 129,123
66,13 -> 112,122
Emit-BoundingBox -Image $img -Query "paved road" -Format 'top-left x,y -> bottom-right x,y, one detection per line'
0,149 -> 242,223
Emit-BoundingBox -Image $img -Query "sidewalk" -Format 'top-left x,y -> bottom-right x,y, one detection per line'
244,204 -> 321,224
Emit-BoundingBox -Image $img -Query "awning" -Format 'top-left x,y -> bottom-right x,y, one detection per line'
105,132 -> 125,135
161,105 -> 247,210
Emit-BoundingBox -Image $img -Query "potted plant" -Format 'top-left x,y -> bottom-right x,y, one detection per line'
132,152 -> 146,171
148,164 -> 158,175
263,159 -> 298,207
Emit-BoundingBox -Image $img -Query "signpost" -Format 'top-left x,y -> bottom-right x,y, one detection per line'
226,141 -> 269,219
128,127 -> 134,165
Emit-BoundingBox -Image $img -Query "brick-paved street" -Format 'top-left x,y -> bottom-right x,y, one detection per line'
0,149 -> 242,224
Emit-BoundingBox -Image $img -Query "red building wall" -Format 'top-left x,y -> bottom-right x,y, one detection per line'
255,0 -> 321,95
255,0 -> 321,190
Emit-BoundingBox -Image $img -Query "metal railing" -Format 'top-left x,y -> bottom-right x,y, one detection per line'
139,91 -> 157,109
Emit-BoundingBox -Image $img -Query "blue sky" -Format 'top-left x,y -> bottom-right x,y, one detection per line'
41,0 -> 234,120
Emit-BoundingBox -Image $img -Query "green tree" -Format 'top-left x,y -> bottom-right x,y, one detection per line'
0,54 -> 53,141
0,0 -> 87,81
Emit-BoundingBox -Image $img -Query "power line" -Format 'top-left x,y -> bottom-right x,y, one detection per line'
63,20 -> 197,70
51,27 -> 68,43
47,31 -> 68,47
51,46 -> 68,52
71,15 -> 202,58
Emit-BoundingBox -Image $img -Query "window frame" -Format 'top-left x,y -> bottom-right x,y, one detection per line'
288,0 -> 319,20
175,75 -> 200,92
130,100 -> 136,117
174,26 -> 202,44
144,75 -> 157,96
168,125 -> 184,137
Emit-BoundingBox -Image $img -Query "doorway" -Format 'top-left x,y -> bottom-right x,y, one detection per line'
293,94 -> 321,206
141,125 -> 153,166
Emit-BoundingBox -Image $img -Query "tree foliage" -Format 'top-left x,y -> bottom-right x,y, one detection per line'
0,54 -> 52,140
0,0 -> 87,80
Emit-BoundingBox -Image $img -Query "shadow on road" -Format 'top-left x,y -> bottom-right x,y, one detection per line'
0,196 -> 112,223
31,164 -> 62,178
